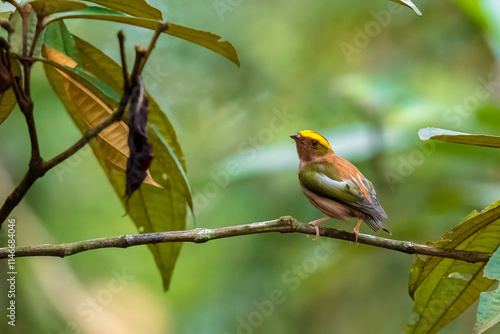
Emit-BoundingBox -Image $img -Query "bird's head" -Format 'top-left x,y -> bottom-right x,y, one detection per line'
290,130 -> 333,162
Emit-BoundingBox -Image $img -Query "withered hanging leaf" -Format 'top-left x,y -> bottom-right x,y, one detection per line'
0,66 -> 11,93
0,55 -> 12,94
125,77 -> 153,199
0,50 -> 19,126
0,88 -> 16,126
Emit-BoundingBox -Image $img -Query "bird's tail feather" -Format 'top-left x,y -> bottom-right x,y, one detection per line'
363,214 -> 390,234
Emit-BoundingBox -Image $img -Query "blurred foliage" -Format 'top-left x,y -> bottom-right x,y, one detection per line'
1,0 -> 500,333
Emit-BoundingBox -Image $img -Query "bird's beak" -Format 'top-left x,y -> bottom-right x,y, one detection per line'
290,134 -> 300,141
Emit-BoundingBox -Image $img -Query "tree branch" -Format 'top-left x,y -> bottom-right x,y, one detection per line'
0,217 -> 492,263
0,87 -> 131,226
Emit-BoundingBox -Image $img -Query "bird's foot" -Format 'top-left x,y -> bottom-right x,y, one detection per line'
308,217 -> 330,241
308,222 -> 320,241
353,228 -> 359,244
353,218 -> 362,244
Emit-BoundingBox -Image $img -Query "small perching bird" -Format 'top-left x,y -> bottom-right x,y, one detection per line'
291,130 -> 389,241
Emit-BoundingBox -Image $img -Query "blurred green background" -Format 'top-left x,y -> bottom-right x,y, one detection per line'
1,0 -> 500,333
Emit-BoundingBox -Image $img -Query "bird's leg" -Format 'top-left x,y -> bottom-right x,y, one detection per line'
353,218 -> 362,243
308,217 -> 331,240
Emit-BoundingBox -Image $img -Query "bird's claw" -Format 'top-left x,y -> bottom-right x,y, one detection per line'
309,222 -> 320,241
353,228 -> 359,244
308,217 -> 330,241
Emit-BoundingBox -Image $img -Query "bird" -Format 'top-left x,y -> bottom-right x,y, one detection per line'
290,130 -> 389,242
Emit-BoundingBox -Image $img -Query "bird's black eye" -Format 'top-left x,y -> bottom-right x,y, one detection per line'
311,140 -> 318,147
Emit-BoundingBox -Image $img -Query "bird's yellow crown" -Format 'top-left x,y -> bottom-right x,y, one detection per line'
298,130 -> 332,150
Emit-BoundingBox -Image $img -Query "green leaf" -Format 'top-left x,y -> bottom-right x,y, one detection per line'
407,201 -> 500,334
43,20 -> 81,61
30,0 -> 88,16
473,248 -> 500,334
166,23 -> 240,67
390,0 -> 422,16
39,49 -> 120,103
9,9 -> 28,55
0,88 -> 17,126
150,125 -> 192,211
0,55 -> 21,126
0,12 -> 12,19
418,127 -> 500,148
43,22 -> 120,104
29,0 -> 162,19
84,0 -> 162,20
9,6 -> 45,57
46,6 -> 240,67
42,22 -> 191,291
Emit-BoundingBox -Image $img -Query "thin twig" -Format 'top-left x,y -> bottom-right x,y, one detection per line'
130,46 -> 146,84
22,97 -> 41,163
28,13 -> 45,58
0,168 -> 40,228
0,217 -> 492,263
136,22 -> 169,76
117,30 -> 129,91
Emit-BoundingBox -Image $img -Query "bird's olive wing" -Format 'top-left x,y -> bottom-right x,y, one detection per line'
299,165 -> 386,218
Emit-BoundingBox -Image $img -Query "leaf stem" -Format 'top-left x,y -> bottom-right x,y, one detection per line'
130,46 -> 146,84
28,13 -> 45,58
117,30 -> 129,91
136,22 -> 169,76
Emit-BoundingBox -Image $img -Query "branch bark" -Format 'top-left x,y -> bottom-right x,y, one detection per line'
0,217 -> 492,263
